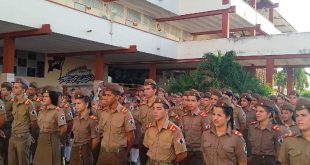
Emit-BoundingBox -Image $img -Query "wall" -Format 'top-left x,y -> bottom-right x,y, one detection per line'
146,0 -> 180,14
179,0 -> 230,15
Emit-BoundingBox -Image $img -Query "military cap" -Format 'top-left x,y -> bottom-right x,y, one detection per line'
29,82 -> 39,89
295,97 -> 310,111
74,88 -> 91,99
252,93 -> 261,99
203,92 -> 211,98
144,79 -> 156,86
215,97 -> 232,108
183,90 -> 190,96
281,103 -> 295,112
289,90 -> 299,97
14,77 -> 29,88
154,97 -> 170,109
269,95 -> 277,101
234,93 -> 240,100
246,90 -> 253,95
241,93 -> 252,101
136,85 -> 144,91
210,89 -> 222,97
158,87 -> 165,93
105,83 -> 124,95
222,88 -> 233,97
187,89 -> 201,99
257,99 -> 276,111
1,82 -> 13,90
41,86 -> 59,93
176,92 -> 182,97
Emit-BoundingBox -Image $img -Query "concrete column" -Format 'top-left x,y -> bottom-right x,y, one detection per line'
266,57 -> 274,85
222,11 -> 230,38
287,67 -> 293,95
149,63 -> 157,81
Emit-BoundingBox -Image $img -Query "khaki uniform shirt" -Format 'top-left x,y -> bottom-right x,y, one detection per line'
143,119 -> 187,162
37,105 -> 66,133
138,99 -> 155,133
182,109 -> 210,149
72,111 -> 99,146
0,100 -> 6,117
248,121 -> 281,156
99,103 -> 135,148
280,121 -> 300,136
243,107 -> 256,129
3,95 -> 13,122
63,103 -> 74,122
11,96 -> 37,134
173,104 -> 188,117
278,134 -> 310,165
233,105 -> 246,130
29,95 -> 42,112
132,107 -> 142,145
202,126 -> 247,165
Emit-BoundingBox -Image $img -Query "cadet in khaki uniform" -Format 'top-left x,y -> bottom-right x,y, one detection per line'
180,89 -> 209,165
0,82 -> 13,165
0,100 -> 6,165
70,89 -> 100,165
279,103 -> 300,135
278,97 -> 310,165
8,78 -> 37,165
199,92 -> 211,112
206,89 -> 222,121
138,79 -> 157,165
33,86 -> 67,165
248,99 -> 282,165
202,97 -> 247,165
143,97 -> 187,165
288,90 -> 299,108
97,83 -> 135,165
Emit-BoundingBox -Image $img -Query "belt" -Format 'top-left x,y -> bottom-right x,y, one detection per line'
253,154 -> 275,159
101,147 -> 126,153
12,132 -> 30,138
149,159 -> 173,165
187,147 -> 201,152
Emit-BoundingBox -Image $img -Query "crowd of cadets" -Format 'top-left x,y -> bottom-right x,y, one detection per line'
0,78 -> 309,165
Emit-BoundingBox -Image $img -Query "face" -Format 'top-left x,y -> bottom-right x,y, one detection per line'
240,98 -> 250,108
281,110 -> 293,122
1,88 -> 10,97
187,96 -> 199,111
26,87 -> 36,96
138,90 -> 144,97
201,98 -> 210,106
144,85 -> 156,99
103,91 -> 119,106
12,83 -> 25,96
132,100 -> 139,108
210,95 -> 219,105
289,95 -> 298,105
75,99 -> 88,113
153,103 -> 167,121
296,109 -> 310,131
212,107 -> 230,128
42,93 -> 52,105
251,98 -> 258,107
157,91 -> 165,98
256,106 -> 271,122
181,96 -> 188,107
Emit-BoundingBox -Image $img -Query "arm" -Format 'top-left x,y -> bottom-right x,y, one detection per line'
91,137 -> 100,150
59,125 -> 67,138
173,152 -> 187,164
127,130 -> 135,152
238,160 -> 247,165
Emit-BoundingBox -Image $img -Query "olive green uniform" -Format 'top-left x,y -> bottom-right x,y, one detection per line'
8,97 -> 37,165
232,105 -> 246,131
202,126 -> 247,165
29,96 -> 42,162
97,103 -> 135,165
180,109 -> 209,165
1,96 -> 13,165
143,119 -> 187,165
242,106 -> 256,156
33,105 -> 66,165
0,101 -> 6,165
70,112 -> 99,165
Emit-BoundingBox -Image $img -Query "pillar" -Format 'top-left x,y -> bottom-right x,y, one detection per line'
94,52 -> 104,80
268,6 -> 274,23
149,63 -> 157,81
223,0 -> 229,4
266,57 -> 274,85
249,28 -> 256,36
250,0 -> 257,9
2,37 -> 15,82
287,67 -> 293,95
222,11 -> 230,38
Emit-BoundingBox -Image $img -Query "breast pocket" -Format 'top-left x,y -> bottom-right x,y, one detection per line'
288,149 -> 302,162
111,121 -> 124,133
222,146 -> 235,159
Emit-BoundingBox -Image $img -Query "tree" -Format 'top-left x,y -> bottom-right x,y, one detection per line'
274,68 -> 309,92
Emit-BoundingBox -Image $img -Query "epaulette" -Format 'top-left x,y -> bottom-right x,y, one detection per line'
250,121 -> 259,125
175,115 -> 181,120
283,132 -> 296,139
55,107 -> 61,112
182,113 -> 189,117
199,111 -> 208,118
168,123 -> 178,132
232,130 -> 243,137
145,122 -> 153,129
121,107 -> 128,113
204,124 -> 211,131
24,99 -> 30,105
272,124 -> 280,132
10,98 -> 14,102
89,115 -> 97,121
35,98 -> 41,102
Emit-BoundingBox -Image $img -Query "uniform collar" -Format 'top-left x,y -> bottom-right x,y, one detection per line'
111,103 -> 122,113
29,95 -> 38,101
147,97 -> 156,107
244,106 -> 252,112
151,118 -> 170,130
190,108 -> 200,116
16,95 -> 28,104
4,95 -> 12,102
210,125 -> 232,136
255,121 -> 273,131
80,110 -> 90,120
47,104 -> 56,110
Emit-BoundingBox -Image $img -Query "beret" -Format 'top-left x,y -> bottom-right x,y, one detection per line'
144,79 -> 156,86
215,97 -> 232,108
154,97 -> 170,109
295,97 -> 310,111
105,83 -> 124,95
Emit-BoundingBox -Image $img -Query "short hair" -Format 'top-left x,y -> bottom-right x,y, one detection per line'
14,78 -> 29,90
1,82 -> 13,91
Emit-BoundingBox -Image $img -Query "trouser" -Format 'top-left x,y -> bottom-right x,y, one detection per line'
92,137 -> 102,165
179,150 -> 205,165
147,159 -> 173,165
96,147 -> 127,165
243,129 -> 252,156
8,133 -> 32,165
2,122 -> 12,165
139,133 -> 148,165
70,143 -> 93,165
250,155 -> 276,165
30,127 -> 39,163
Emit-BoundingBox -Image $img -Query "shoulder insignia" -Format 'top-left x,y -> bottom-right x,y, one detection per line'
199,111 -> 208,118
24,99 -> 30,105
175,115 -> 181,120
283,132 -> 296,139
55,107 -> 61,112
232,130 -> 243,137
272,125 -> 280,132
36,98 -> 41,102
168,123 -> 178,132
145,122 -> 153,129
121,107 -> 128,113
250,121 -> 259,125
182,113 -> 189,117
204,124 -> 211,131
89,115 -> 97,120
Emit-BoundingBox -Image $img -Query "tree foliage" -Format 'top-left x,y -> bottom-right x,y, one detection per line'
168,51 -> 273,96
274,68 -> 309,92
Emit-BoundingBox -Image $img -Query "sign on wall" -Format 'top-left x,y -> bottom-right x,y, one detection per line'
58,65 -> 94,84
